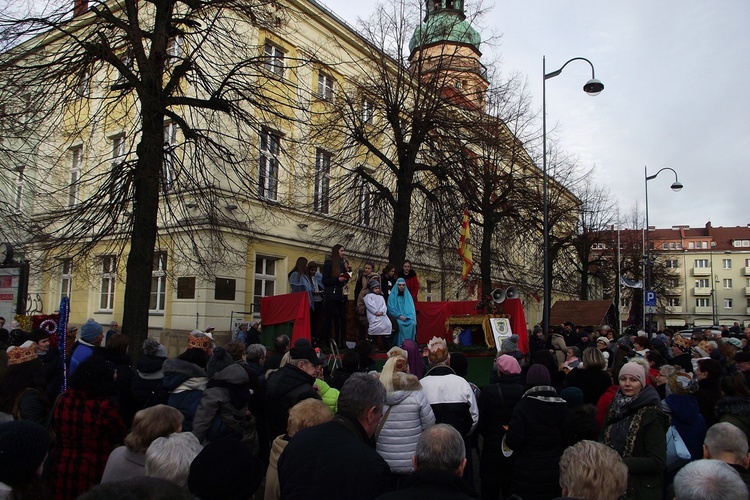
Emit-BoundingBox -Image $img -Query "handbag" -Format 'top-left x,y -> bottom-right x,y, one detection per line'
666,425 -> 691,470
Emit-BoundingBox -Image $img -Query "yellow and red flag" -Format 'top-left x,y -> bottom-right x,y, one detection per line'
457,209 -> 473,280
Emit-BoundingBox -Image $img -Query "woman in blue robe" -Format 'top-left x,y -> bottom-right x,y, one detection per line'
387,278 -> 417,346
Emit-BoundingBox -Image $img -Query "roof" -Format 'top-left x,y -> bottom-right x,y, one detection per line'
409,9 -> 481,55
550,300 -> 616,327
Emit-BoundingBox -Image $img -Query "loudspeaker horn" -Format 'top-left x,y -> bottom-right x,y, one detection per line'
505,286 -> 518,300
491,288 -> 506,304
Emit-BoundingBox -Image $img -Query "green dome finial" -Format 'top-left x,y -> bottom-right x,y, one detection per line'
409,0 -> 481,55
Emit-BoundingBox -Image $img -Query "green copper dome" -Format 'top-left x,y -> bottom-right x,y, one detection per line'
409,4 -> 481,54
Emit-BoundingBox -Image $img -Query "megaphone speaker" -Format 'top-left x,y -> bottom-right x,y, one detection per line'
505,286 -> 518,300
491,288 -> 506,303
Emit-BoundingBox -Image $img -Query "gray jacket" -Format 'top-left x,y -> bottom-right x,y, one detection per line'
375,373 -> 435,473
192,363 -> 251,443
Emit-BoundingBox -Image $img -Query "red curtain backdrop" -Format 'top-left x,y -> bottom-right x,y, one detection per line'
416,299 -> 528,353
260,292 -> 311,344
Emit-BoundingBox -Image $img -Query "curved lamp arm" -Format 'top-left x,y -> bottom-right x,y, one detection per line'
545,57 -> 598,80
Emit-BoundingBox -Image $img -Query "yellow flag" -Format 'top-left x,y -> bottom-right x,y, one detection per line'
457,209 -> 473,280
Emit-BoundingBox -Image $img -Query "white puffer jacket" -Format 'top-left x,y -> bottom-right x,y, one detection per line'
375,372 -> 435,473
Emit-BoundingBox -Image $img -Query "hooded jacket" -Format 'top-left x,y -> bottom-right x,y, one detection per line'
661,394 -> 706,460
265,364 -> 320,439
162,358 -> 208,432
131,354 -> 169,411
192,363 -> 252,443
376,373 -> 435,473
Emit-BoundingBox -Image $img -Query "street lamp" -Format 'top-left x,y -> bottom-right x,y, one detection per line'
542,56 -> 603,336
643,166 -> 683,334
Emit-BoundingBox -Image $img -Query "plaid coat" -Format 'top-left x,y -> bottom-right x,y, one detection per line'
47,388 -> 126,499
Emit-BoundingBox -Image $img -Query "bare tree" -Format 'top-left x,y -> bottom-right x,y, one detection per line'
0,0 -> 305,351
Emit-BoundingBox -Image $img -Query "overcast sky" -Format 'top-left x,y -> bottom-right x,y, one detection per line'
317,0 -> 749,231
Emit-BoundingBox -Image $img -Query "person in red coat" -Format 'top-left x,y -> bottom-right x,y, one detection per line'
47,355 -> 126,500
397,260 -> 419,304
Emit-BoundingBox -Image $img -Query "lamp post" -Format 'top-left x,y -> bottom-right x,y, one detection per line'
643,166 -> 683,334
542,56 -> 603,336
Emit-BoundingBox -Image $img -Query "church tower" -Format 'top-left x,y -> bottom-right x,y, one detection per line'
408,0 -> 488,110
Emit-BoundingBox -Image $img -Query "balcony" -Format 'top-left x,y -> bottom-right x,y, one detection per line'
666,306 -> 683,314
695,306 -> 713,315
693,287 -> 712,296
747,306 -> 750,315
692,267 -> 712,276
744,267 -> 750,276
745,286 -> 750,296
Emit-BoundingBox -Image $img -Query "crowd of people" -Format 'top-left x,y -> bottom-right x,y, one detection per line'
2,307 -> 750,499
287,244 -> 419,350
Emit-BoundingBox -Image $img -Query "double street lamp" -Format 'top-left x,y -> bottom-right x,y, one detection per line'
643,166 -> 683,333
542,57 -> 603,336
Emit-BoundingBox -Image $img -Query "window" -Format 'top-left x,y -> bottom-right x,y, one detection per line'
665,259 -> 678,268
253,257 -> 276,313
259,130 -> 280,200
695,279 -> 709,288
313,149 -> 331,214
676,242 -> 682,249
695,259 -> 709,268
163,122 -> 178,190
723,278 -> 732,289
215,278 -> 236,301
177,277 -> 195,299
667,278 -> 679,288
688,242 -> 695,249
100,255 -> 116,311
150,251 -> 167,311
68,147 -> 82,207
669,242 -> 676,249
667,298 -> 680,307
111,134 -> 126,196
166,36 -> 183,64
696,298 -> 710,307
702,241 -> 709,249
426,281 -> 435,302
724,298 -> 733,309
746,259 -> 750,267
723,259 -> 732,269
14,168 -> 24,213
662,243 -> 668,250
60,258 -> 73,300
75,66 -> 91,97
357,176 -> 372,227
317,72 -> 334,101
263,42 -> 284,76
591,242 -> 606,250
734,240 -> 750,248
362,98 -> 374,123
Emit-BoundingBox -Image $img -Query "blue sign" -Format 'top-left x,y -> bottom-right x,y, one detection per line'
644,291 -> 657,307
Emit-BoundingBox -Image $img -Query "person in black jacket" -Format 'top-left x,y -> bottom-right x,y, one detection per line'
28,328 -> 64,404
478,354 -> 525,500
320,244 -> 351,347
278,373 -> 392,500
131,338 -> 169,412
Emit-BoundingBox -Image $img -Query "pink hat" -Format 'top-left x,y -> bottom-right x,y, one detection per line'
495,354 -> 522,375
618,362 -> 646,387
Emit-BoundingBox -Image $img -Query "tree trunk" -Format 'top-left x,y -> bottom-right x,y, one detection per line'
388,181 -> 412,267
481,217 -> 494,298
122,102 -> 163,360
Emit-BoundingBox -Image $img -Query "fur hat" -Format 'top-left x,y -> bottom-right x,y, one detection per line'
387,346 -> 407,360
618,362 -> 646,387
6,341 -> 38,366
526,364 -> 551,386
188,438 -> 263,500
142,338 -> 168,358
500,334 -> 519,352
187,332 -> 212,352
0,421 -> 51,488
80,318 -> 103,342
667,372 -> 693,396
495,354 -> 521,376
427,337 -> 449,364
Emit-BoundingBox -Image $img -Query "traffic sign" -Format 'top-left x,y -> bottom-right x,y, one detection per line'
644,290 -> 657,307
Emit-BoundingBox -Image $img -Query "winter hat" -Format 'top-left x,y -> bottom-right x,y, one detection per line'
672,334 -> 691,353
387,346 -> 408,361
560,387 -> 584,408
727,338 -> 743,350
427,336 -> 449,364
0,420 -> 51,488
6,341 -> 38,366
500,334 -> 519,352
204,325 -> 215,333
187,332 -> 212,352
368,278 -> 381,290
187,438 -> 263,500
206,347 -> 234,378
142,338 -> 168,358
667,372 -> 694,396
495,354 -> 522,376
80,318 -> 103,342
596,336 -> 610,345
618,362 -> 646,387
26,328 -> 50,344
526,364 -> 551,386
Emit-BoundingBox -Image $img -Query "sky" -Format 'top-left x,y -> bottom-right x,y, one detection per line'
316,0 -> 750,231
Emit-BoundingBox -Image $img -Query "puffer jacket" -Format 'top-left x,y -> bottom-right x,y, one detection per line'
376,372 -> 435,473
162,358 -> 208,432
192,363 -> 252,443
315,378 -> 339,414
265,364 -> 320,439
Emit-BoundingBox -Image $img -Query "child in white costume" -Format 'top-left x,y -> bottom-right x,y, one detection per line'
364,280 -> 392,336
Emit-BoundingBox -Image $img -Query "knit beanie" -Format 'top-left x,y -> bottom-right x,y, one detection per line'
596,336 -> 609,345
526,364 -> 551,386
368,277 -> 381,290
495,354 -> 521,376
80,318 -> 103,342
618,362 -> 646,387
188,438 -> 263,500
727,338 -> 743,350
500,334 -> 519,352
0,421 -> 51,487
